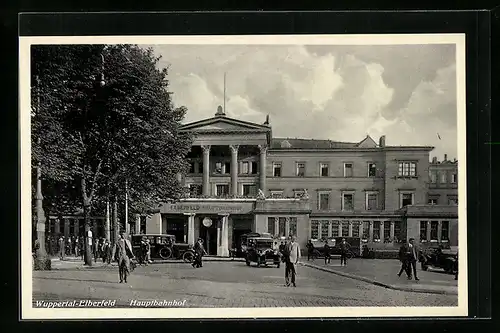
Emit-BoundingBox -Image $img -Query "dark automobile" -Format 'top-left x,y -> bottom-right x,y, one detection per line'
245,237 -> 281,268
237,232 -> 273,258
308,237 -> 360,259
420,246 -> 458,274
131,234 -> 195,263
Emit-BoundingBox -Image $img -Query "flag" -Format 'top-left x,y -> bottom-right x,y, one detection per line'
437,133 -> 441,140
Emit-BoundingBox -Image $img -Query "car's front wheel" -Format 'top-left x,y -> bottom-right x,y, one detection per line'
183,251 -> 194,263
159,247 -> 172,260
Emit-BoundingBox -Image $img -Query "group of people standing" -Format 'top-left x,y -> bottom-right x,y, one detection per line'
306,238 -> 351,266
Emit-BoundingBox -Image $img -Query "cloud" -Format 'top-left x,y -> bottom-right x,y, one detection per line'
148,44 -> 457,159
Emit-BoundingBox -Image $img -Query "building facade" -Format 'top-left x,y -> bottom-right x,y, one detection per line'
43,108 -> 459,254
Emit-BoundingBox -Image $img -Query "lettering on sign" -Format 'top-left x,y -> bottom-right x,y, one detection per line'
167,204 -> 247,213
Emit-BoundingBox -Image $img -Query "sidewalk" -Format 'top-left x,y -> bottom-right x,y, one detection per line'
300,258 -> 458,295
50,256 -> 244,270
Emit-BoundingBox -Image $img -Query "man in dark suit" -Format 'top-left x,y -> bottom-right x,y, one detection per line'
339,238 -> 350,266
407,238 -> 420,281
323,241 -> 331,265
397,242 -> 411,278
192,238 -> 207,268
111,231 -> 135,283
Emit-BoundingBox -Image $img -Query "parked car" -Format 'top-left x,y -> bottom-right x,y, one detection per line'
245,237 -> 281,268
237,232 -> 273,258
420,246 -> 458,274
308,237 -> 360,259
131,234 -> 195,263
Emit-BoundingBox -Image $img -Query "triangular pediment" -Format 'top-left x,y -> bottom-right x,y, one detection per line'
356,135 -> 378,148
180,116 -> 271,132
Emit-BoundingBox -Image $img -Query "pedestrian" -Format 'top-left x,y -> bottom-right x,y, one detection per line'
407,238 -> 420,281
284,235 -> 301,287
192,238 -> 207,268
397,241 -> 411,278
306,240 -> 314,261
145,238 -> 152,264
138,237 -> 146,265
66,237 -> 72,256
79,236 -> 84,259
74,236 -> 79,257
58,235 -> 65,260
111,231 -> 135,283
339,238 -> 350,266
279,241 -> 286,254
323,241 -> 331,265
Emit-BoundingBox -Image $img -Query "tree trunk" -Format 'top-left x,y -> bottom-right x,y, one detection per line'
113,196 -> 119,246
105,199 -> 110,241
83,202 -> 93,266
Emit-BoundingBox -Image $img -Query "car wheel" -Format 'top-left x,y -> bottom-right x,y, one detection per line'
421,263 -> 428,271
159,247 -> 172,260
182,251 -> 194,263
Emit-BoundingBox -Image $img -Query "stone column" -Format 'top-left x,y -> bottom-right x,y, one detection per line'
274,217 -> 279,237
218,213 -> 229,257
369,221 -> 374,242
437,221 -> 442,243
285,217 -> 290,238
230,145 -> 239,196
258,145 -> 267,194
202,145 -> 211,196
54,218 -> 61,236
348,221 -> 353,237
135,214 -> 141,234
105,201 -> 111,241
184,213 -> 196,246
427,220 -> 432,241
390,221 -> 395,239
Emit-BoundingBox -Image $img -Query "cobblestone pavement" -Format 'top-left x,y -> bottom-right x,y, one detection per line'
33,261 -> 458,308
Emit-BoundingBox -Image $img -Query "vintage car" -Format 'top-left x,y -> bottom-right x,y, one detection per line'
237,232 -> 273,258
307,237 -> 361,259
420,246 -> 458,274
131,234 -> 195,263
245,237 -> 281,268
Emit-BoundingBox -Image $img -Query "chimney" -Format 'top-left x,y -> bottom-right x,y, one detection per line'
444,154 -> 447,162
379,135 -> 386,147
432,157 -> 437,163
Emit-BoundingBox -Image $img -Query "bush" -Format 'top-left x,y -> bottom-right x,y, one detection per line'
33,255 -> 52,270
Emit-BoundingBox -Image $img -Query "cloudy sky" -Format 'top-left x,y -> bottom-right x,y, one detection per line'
149,44 -> 457,160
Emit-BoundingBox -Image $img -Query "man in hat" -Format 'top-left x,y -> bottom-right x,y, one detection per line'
339,238 -> 350,266
111,231 -> 135,283
284,235 -> 301,287
407,238 -> 420,281
192,238 -> 207,268
323,240 -> 331,265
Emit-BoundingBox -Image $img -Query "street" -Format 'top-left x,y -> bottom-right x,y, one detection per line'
33,261 -> 458,307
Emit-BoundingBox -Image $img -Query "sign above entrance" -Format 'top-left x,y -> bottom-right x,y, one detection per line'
161,201 -> 255,214
202,217 -> 213,227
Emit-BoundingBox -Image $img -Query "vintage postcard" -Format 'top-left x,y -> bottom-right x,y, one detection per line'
20,34 -> 467,319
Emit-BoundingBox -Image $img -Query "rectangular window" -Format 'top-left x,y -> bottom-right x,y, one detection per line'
430,171 -> 437,183
398,161 -> 417,177
273,163 -> 282,177
268,217 -> 276,236
241,161 -> 249,174
224,162 -> 231,174
341,221 -> 349,237
320,163 -> 329,177
430,221 -> 438,241
344,163 -> 353,177
189,161 -> 196,174
368,163 -> 377,177
441,221 -> 449,241
296,162 -> 306,177
448,196 -> 458,205
321,221 -> 330,239
242,184 -> 257,197
251,161 -> 258,174
289,217 -> 297,237
366,193 -> 378,210
373,221 -> 381,241
270,191 -> 284,199
278,217 -> 286,237
451,173 -> 457,183
400,193 -> 414,208
440,173 -> 447,183
318,192 -> 330,210
342,193 -> 354,211
189,184 -> 202,197
311,220 -> 319,239
420,221 -> 427,241
216,184 -> 229,197
362,221 -> 370,240
215,162 -> 223,174
331,220 -> 340,237
351,221 -> 360,237
428,197 -> 438,205
394,221 -> 402,242
383,221 -> 391,241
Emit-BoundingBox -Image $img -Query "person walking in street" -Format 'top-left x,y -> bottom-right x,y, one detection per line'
144,239 -> 152,265
284,235 -> 301,287
192,238 -> 207,268
339,238 -> 350,266
323,240 -> 331,265
306,240 -> 314,261
111,231 -> 135,283
74,236 -> 79,257
58,235 -> 65,260
407,238 -> 420,281
397,241 -> 410,278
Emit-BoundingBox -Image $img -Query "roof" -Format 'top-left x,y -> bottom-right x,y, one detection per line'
271,138 -> 358,149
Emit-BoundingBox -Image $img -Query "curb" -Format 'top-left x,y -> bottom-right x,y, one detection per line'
300,262 -> 457,296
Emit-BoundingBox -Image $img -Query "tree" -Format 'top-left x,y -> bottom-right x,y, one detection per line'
31,44 -> 192,266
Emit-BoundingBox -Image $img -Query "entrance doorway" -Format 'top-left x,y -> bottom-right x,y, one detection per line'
199,220 -> 217,255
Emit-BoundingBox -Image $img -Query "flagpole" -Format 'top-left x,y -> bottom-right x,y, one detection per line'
223,72 -> 226,113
